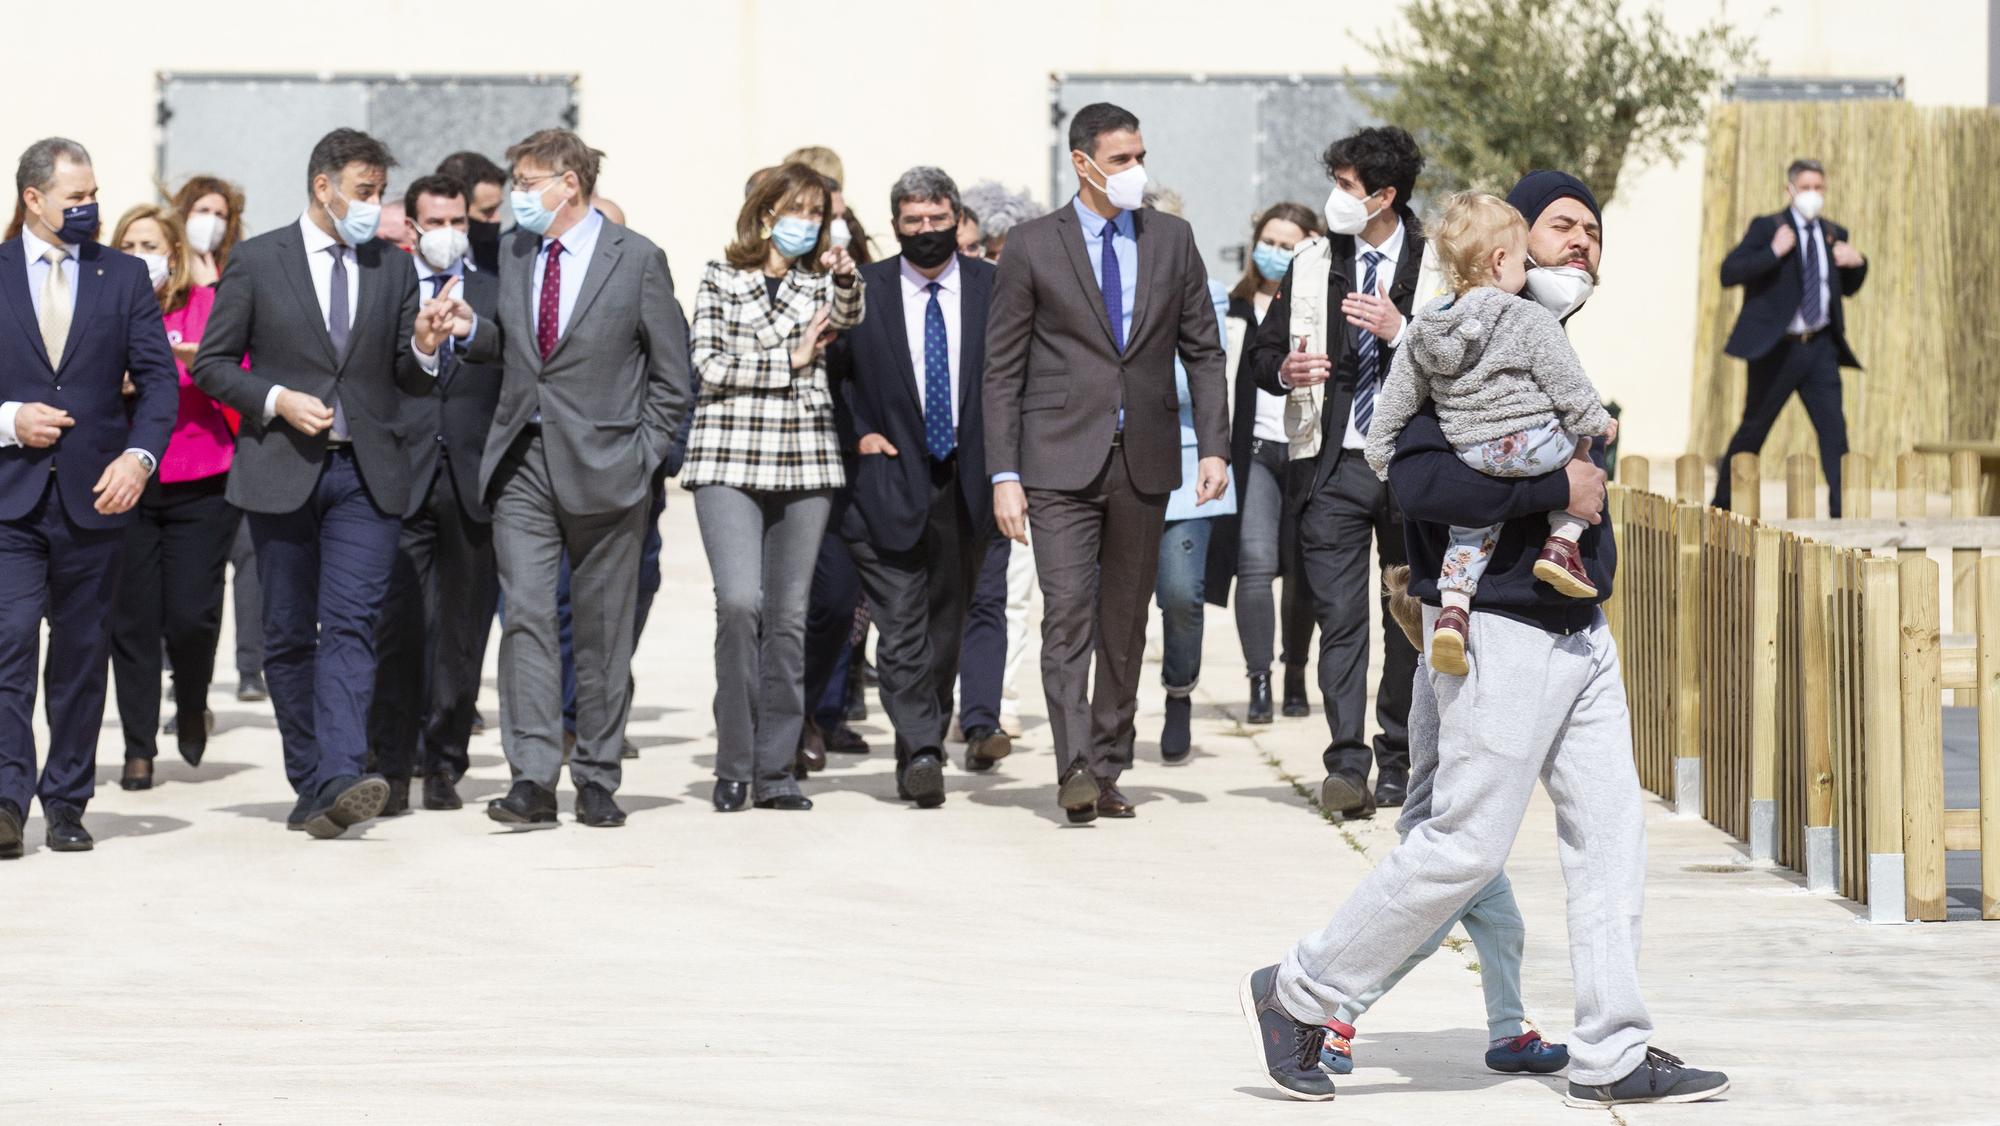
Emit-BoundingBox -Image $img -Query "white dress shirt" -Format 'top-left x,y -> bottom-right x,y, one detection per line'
1342,218 -> 1407,452
264,214 -> 364,440
900,254 -> 962,428
1248,297 -> 1289,444
1785,206 -> 1831,335
0,226 -> 157,473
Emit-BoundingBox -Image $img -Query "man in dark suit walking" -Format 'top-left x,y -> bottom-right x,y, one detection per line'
368,173 -> 502,816
984,103 -> 1230,823
428,129 -> 693,830
829,166 -> 1002,809
1711,158 -> 1868,515
194,128 -> 436,839
0,138 -> 176,857
1245,126 -> 1427,819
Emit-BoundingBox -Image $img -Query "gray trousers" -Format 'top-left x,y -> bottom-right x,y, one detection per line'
692,484 -> 831,799
1025,445 -> 1168,784
845,461 -> 984,766
1277,609 -> 1652,1085
492,434 -> 646,794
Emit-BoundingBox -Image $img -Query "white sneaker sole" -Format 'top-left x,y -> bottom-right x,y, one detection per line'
1237,971 -> 1337,1102
1563,1079 -> 1731,1109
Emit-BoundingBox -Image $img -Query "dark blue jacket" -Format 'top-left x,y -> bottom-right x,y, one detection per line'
828,253 -> 996,553
1720,210 -> 1867,369
1388,407 -> 1612,635
0,237 -> 176,530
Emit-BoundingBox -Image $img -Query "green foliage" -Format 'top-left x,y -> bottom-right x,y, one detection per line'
1365,0 -> 1763,205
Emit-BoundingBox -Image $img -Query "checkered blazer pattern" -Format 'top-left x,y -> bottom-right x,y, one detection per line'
682,261 -> 866,491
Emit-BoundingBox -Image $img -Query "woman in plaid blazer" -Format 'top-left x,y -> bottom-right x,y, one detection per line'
685,162 -> 865,813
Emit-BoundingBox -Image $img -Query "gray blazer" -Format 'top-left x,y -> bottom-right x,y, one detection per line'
193,222 -> 430,516
463,220 -> 694,516
983,203 -> 1228,495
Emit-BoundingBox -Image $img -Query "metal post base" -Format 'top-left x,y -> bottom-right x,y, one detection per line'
1675,758 -> 1703,819
1750,799 -> 1777,864
1866,854 -> 1908,924
1806,825 -> 1839,894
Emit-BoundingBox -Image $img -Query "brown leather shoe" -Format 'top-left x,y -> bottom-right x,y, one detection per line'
1058,765 -> 1100,824
796,722 -> 828,778
1533,535 -> 1598,599
1430,606 -> 1471,677
1096,784 -> 1137,819
821,721 -> 870,754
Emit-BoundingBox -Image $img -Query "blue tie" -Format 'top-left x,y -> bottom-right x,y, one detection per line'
1352,250 -> 1384,435
1798,222 -> 1823,329
1100,218 -> 1124,353
923,282 -> 954,461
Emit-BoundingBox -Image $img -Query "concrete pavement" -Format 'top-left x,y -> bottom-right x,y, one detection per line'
3,486 -> 1995,1124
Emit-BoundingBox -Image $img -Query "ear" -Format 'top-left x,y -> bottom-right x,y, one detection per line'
1377,185 -> 1398,211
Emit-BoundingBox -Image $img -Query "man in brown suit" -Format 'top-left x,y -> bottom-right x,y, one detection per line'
984,102 -> 1230,823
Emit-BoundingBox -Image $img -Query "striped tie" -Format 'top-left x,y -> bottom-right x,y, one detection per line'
1352,250 -> 1384,435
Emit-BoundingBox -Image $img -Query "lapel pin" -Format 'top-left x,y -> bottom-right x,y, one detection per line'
97,268 -> 105,276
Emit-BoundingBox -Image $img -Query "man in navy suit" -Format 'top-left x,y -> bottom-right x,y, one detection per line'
0,138 -> 176,857
828,167 -> 1003,808
194,128 -> 437,839
1711,158 -> 1868,515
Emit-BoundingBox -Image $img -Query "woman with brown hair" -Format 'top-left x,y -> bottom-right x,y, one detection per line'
683,162 -> 863,813
169,176 -> 243,287
1229,201 -> 1325,724
105,204 -> 243,789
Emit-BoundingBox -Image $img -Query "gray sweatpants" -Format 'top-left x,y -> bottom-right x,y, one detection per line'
1276,609 -> 1652,1085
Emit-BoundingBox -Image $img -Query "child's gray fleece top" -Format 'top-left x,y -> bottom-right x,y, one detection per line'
1363,285 -> 1612,479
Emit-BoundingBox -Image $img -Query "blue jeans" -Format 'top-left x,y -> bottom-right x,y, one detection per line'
1153,518 -> 1214,694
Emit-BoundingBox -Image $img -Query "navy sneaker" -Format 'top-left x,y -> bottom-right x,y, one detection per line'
1238,965 -> 1337,1101
1565,1046 -> 1729,1108
1486,1030 -> 1569,1074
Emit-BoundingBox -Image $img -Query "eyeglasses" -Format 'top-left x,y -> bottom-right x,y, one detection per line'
510,172 -> 561,192
897,215 -> 958,234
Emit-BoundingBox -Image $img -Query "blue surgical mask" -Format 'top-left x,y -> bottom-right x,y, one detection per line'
325,189 -> 381,246
1251,242 -> 1295,282
55,202 -> 99,245
511,183 -> 561,236
770,215 -> 821,259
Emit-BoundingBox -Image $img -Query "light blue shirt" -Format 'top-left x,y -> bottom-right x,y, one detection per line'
532,205 -> 604,339
992,197 -> 1140,486
1165,279 -> 1236,522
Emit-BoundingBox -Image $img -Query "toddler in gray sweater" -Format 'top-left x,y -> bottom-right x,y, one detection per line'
1364,192 -> 1614,675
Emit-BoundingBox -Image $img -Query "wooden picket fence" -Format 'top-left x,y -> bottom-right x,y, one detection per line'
1605,451 -> 1999,922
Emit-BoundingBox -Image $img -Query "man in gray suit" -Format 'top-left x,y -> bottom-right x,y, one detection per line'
195,128 -> 435,839
984,102 -> 1230,824
422,129 -> 693,830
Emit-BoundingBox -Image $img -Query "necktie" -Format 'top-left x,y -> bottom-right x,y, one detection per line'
1352,250 -> 1384,436
922,282 -> 954,461
325,245 -> 351,440
1798,223 -> 1822,329
538,239 -> 564,360
429,273 -> 451,298
1100,220 -> 1124,353
38,246 -> 70,369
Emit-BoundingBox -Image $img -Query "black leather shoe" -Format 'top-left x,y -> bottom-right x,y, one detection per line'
304,775 -> 390,839
963,725 -> 1011,772
620,738 -> 639,760
0,798 -> 24,859
1282,665 -> 1311,717
44,805 -> 93,852
237,673 -> 268,702
575,781 -> 627,827
754,793 -> 814,811
486,779 -> 559,828
712,780 -> 749,812
422,772 -> 462,811
381,777 -> 412,817
903,750 -> 946,808
1374,771 -> 1409,809
1318,771 -> 1377,822
1161,695 -> 1192,764
1247,673 -> 1274,725
823,722 -> 870,754
1059,766 -> 1100,824
120,758 -> 154,792
177,729 -> 206,768
285,790 -> 313,831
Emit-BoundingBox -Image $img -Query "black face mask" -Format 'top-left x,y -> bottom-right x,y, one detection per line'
467,218 -> 502,273
897,228 -> 957,270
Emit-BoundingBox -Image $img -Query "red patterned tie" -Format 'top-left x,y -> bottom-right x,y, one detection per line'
537,239 -> 564,360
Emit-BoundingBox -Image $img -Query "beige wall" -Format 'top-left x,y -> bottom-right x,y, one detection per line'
5,0 -> 1989,460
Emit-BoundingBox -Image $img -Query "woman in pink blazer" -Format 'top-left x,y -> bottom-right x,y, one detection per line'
108,204 -> 244,790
